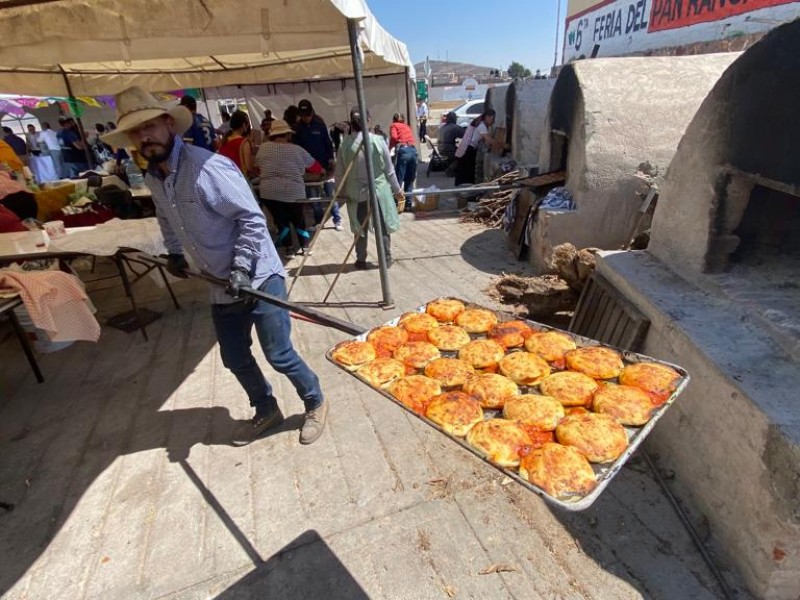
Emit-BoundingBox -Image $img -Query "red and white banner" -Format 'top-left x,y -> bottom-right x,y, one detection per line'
649,0 -> 797,31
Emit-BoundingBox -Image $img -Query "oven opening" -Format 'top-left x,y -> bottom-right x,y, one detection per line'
731,184 -> 800,266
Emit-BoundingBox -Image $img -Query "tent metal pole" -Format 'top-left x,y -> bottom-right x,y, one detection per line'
347,18 -> 393,308
59,66 -> 94,168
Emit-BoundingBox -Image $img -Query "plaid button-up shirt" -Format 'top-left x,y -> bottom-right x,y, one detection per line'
147,135 -> 284,304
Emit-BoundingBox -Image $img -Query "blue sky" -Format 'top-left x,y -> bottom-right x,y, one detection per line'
368,0 -> 569,74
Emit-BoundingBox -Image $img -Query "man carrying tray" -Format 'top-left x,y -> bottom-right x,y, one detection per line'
103,86 -> 328,444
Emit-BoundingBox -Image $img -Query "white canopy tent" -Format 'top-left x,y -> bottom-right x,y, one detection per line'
0,0 -> 415,96
0,0 -> 410,305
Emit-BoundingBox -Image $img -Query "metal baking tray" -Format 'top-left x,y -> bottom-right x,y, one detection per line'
326,298 -> 690,511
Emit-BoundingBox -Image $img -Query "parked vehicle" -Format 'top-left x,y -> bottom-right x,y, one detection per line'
441,99 -> 484,127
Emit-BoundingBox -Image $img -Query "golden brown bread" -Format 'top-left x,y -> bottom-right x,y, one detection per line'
427,325 -> 472,351
366,326 -> 409,356
393,341 -> 441,370
388,375 -> 442,415
458,339 -> 506,370
498,351 -> 551,386
592,383 -> 655,426
426,298 -> 466,322
488,320 -> 535,349
455,308 -> 498,333
519,443 -> 597,499
538,371 -> 599,407
398,312 -> 440,339
556,412 -> 629,463
331,340 -> 378,370
565,346 -> 624,380
423,357 -> 475,388
425,391 -> 483,437
619,362 -> 681,406
524,331 -> 577,367
466,419 -> 532,468
462,373 -> 519,409
503,394 -> 565,432
357,358 -> 407,388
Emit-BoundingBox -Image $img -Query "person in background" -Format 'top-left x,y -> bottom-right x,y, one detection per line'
255,119 -> 323,257
454,109 -> 495,186
260,117 -> 273,140
372,124 -> 387,143
416,98 -> 429,142
25,124 -> 40,154
3,127 -> 28,165
437,111 -> 464,163
91,123 -> 115,165
216,109 -> 231,137
57,117 -> 89,176
218,110 -> 255,177
179,94 -> 217,151
388,113 -> 417,202
38,122 -> 64,178
0,139 -> 24,174
283,105 -> 299,129
336,107 -> 403,270
102,85 -> 328,444
329,121 -> 349,153
293,99 -> 341,231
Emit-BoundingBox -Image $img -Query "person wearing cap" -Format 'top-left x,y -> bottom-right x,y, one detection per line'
389,113 -> 417,200
255,118 -> 324,256
179,94 -> 217,152
293,99 -> 342,231
102,86 -> 328,445
57,117 -> 90,176
336,107 -> 403,270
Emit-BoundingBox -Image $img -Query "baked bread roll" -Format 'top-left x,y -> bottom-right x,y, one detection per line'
503,394 -> 565,432
519,443 -> 597,499
556,412 -> 629,463
455,308 -> 498,333
538,371 -> 599,407
393,341 -> 441,370
619,362 -> 681,406
565,346 -> 624,380
462,373 -> 519,409
423,357 -> 475,388
466,419 -> 532,468
331,340 -> 377,370
367,326 -> 409,355
488,320 -> 535,349
425,298 -> 466,322
592,383 -> 655,426
458,339 -> 506,370
427,325 -> 472,351
425,391 -> 483,437
498,351 -> 551,386
524,331 -> 577,367
357,358 -> 406,389
389,375 -> 442,415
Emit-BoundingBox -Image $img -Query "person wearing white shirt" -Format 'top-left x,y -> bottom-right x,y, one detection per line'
38,122 -> 65,178
416,99 -> 429,141
453,109 -> 495,186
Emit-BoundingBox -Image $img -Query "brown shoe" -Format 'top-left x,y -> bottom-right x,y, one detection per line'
251,407 -> 285,439
300,401 -> 328,445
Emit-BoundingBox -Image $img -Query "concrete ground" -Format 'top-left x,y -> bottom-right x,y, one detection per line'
0,183 -> 745,599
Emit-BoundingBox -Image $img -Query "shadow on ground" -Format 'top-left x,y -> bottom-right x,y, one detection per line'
459,228 -> 533,276
215,530 -> 369,600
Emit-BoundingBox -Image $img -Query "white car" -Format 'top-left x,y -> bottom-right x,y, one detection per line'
442,99 -> 485,127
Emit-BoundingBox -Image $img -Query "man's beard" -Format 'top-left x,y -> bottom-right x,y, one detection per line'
141,136 -> 175,167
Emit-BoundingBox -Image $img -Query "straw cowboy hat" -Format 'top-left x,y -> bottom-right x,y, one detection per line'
267,119 -> 295,138
101,86 -> 193,147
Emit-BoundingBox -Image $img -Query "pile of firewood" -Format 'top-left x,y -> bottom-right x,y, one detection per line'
459,170 -> 525,227
487,243 -> 598,319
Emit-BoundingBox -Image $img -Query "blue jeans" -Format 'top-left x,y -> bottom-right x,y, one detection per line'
395,146 -> 417,193
309,181 -> 341,225
211,274 -> 323,415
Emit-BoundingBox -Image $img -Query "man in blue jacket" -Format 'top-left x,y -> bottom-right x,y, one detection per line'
293,99 -> 342,231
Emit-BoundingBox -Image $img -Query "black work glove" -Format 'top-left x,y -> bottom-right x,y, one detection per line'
166,253 -> 189,278
227,267 -> 251,299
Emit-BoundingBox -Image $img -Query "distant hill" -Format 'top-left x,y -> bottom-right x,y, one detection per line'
413,59 -> 504,83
